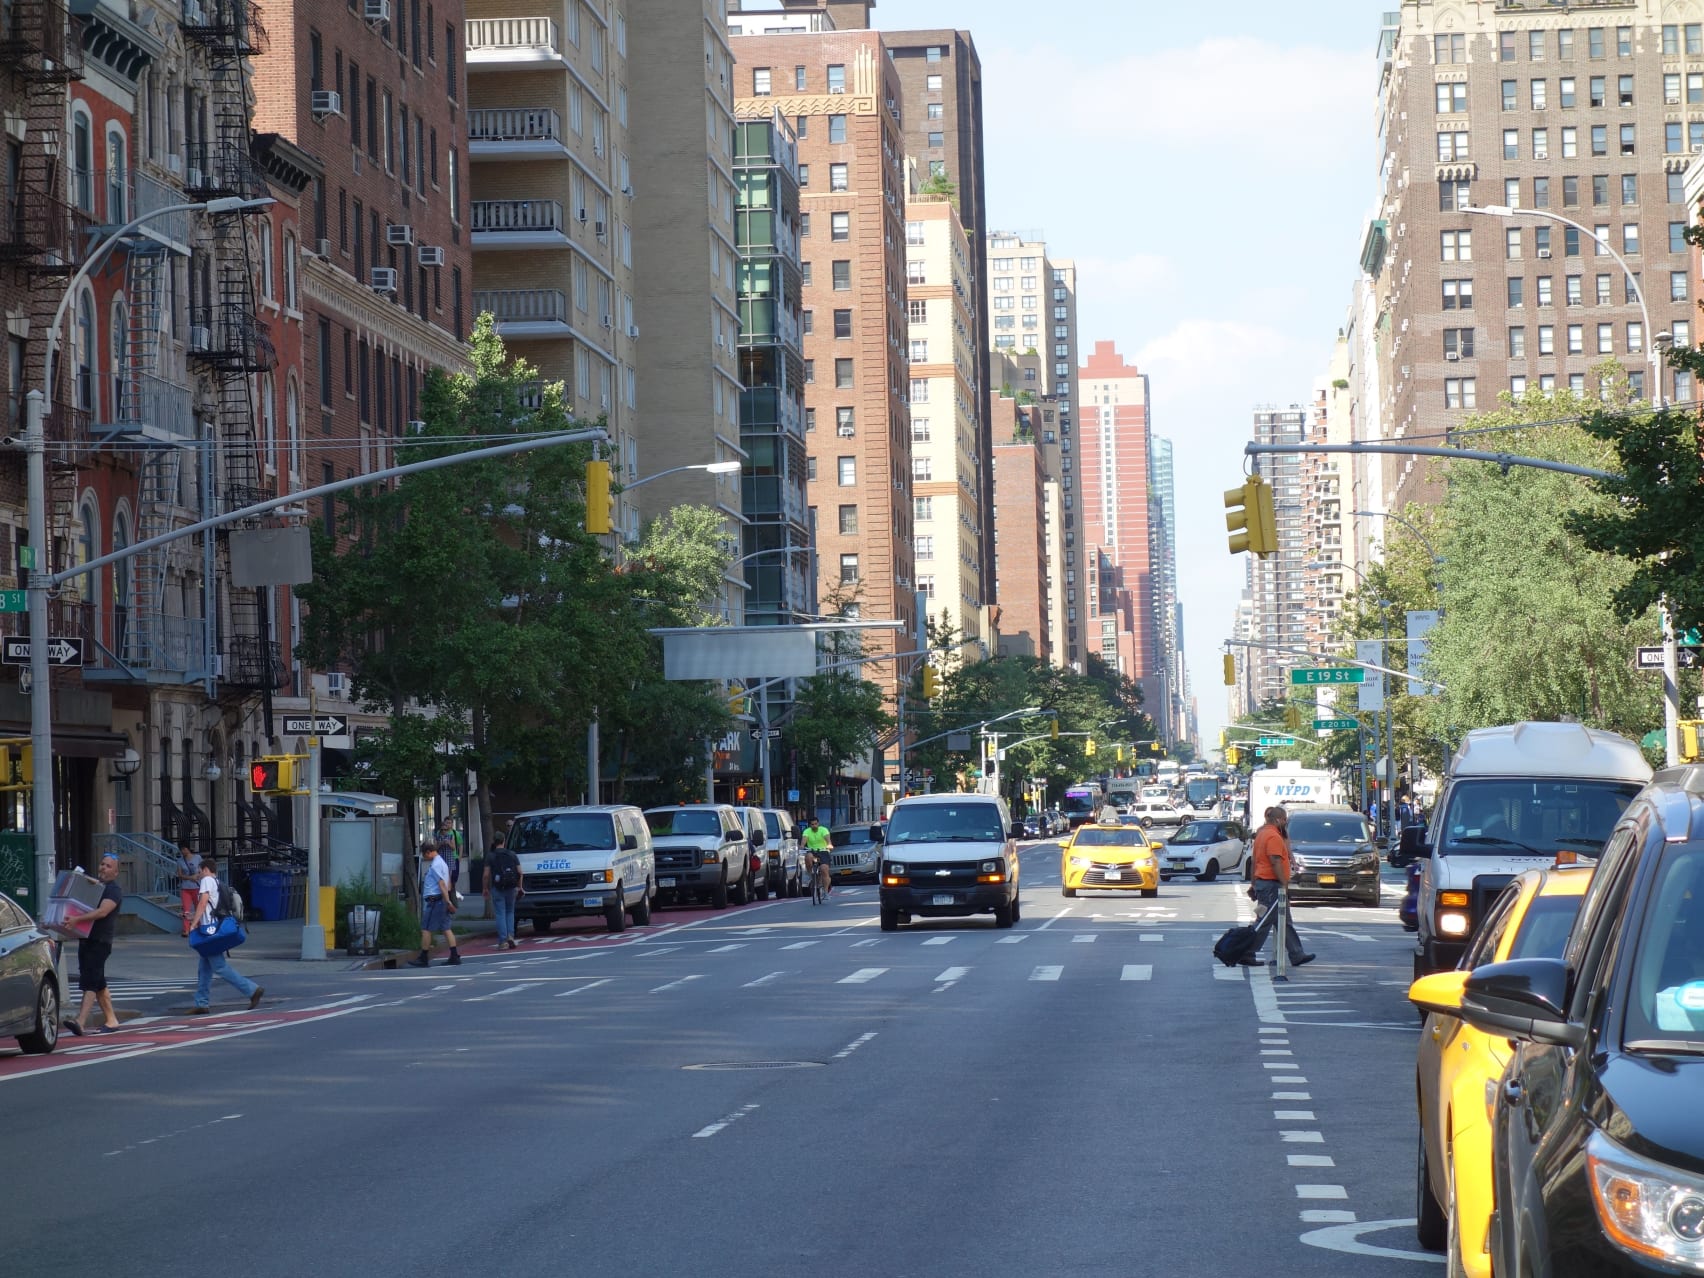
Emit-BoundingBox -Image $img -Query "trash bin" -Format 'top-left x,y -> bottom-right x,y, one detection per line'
346,905 -> 381,956
247,870 -> 286,921
284,870 -> 308,919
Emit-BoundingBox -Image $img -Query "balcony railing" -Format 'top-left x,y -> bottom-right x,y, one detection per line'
96,373 -> 195,440
465,16 -> 557,55
474,288 -> 567,324
471,199 -> 564,233
86,167 -> 191,244
468,107 -> 562,144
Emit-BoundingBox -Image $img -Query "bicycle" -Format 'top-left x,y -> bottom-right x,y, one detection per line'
806,854 -> 829,905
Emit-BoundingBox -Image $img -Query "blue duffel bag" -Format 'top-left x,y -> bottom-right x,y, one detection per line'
188,915 -> 247,956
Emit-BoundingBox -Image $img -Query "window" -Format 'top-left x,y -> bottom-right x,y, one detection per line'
833,308 -> 852,338
1596,274 -> 1612,305
837,456 -> 855,486
1532,129 -> 1549,160
800,213 -> 811,238
1439,179 -> 1470,211
1501,79 -> 1517,111
834,357 -> 853,388
1442,278 -> 1473,309
1622,223 -> 1639,255
795,66 -> 806,91
911,417 -> 930,442
1591,75 -> 1606,107
1531,29 -> 1546,60
1666,72 -> 1683,105
839,553 -> 859,584
1691,73 -> 1704,105
1559,28 -> 1574,59
1562,126 -> 1578,158
836,406 -> 854,435
798,163 -> 808,187
317,319 -> 332,408
1508,326 -> 1526,358
1617,25 -> 1632,57
912,456 -> 932,481
802,310 -> 814,335
837,504 -> 858,535
927,131 -> 943,148
1499,31 -> 1515,61
1533,176 -> 1549,207
1690,23 -> 1704,55
1564,175 -> 1579,207
1538,324 -> 1555,355
908,339 -> 927,362
1692,121 -> 1704,153
907,259 -> 925,284
1537,275 -> 1553,306
829,163 -> 848,191
1434,131 -> 1466,162
801,262 -> 812,286
1620,123 -> 1635,155
926,73 -> 942,92
915,536 -> 934,561
1619,74 -> 1634,106
1506,226 -> 1522,259
1591,124 -> 1607,156
1560,76 -> 1576,108
1443,327 -> 1474,358
1589,27 -> 1605,59
1530,78 -> 1547,110
1438,82 -> 1468,113
832,260 -> 850,290
830,211 -> 849,241
1534,225 -> 1551,256
1502,129 -> 1518,160
1566,274 -> 1583,305
915,496 -> 932,520
1622,174 -> 1639,206
826,64 -> 845,93
907,299 -> 926,324
806,456 -> 817,480
1511,376 -> 1527,397
1593,173 -> 1608,205
1676,321 -> 1692,348
282,231 -> 298,309
1666,23 -> 1681,55
1568,323 -> 1584,354
70,107 -> 92,212
1443,378 -> 1476,409
804,358 -> 814,383
1597,322 -> 1614,354
752,67 -> 771,95
1435,32 -> 1465,63
927,102 -> 943,120
1672,270 -> 1689,302
1441,229 -> 1472,261
828,114 -> 846,144
905,219 -> 925,246
1627,322 -> 1643,354
909,378 -> 928,403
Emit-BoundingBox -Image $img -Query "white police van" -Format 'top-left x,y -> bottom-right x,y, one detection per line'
1395,722 -> 1650,979
506,804 -> 655,934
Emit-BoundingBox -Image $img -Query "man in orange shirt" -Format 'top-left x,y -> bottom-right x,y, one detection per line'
1247,805 -> 1314,968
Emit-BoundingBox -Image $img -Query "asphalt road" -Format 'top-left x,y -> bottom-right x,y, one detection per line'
4,843 -> 1439,1277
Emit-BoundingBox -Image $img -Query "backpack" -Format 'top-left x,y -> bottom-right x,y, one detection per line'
213,878 -> 244,924
491,852 -> 520,892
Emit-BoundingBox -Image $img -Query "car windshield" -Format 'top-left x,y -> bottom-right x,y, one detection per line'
644,809 -> 722,837
763,813 -> 782,839
1625,844 -> 1704,1047
1171,822 -> 1220,845
1506,892 -> 1588,962
885,804 -> 1005,845
830,826 -> 879,848
1286,812 -> 1371,844
508,813 -> 617,852
1438,779 -> 1640,856
1073,827 -> 1147,847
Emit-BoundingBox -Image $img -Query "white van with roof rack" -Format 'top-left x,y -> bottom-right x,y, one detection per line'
1394,721 -> 1651,979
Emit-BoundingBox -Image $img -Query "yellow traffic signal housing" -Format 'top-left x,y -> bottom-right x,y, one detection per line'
1682,720 -> 1703,762
1050,718 -> 1059,739
1151,742 -> 1164,754
1224,476 -> 1277,558
921,665 -> 939,699
1223,653 -> 1236,686
1285,702 -> 1304,732
728,687 -> 748,716
585,459 -> 614,535
1085,738 -> 1097,757
249,755 -> 301,795
0,741 -> 32,790
1116,745 -> 1124,763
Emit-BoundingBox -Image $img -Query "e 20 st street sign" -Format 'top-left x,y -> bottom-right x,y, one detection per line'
1290,667 -> 1366,685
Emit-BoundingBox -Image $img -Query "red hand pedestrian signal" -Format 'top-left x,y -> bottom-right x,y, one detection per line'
249,757 -> 297,794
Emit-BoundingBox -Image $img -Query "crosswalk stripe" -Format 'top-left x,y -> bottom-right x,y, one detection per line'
742,971 -> 786,988
839,968 -> 887,984
934,967 -> 969,983
649,975 -> 704,993
922,936 -> 954,946
1029,965 -> 1063,981
1141,933 -> 1164,942
555,979 -> 612,997
995,935 -> 1027,944
1121,965 -> 1153,981
1073,934 -> 1097,943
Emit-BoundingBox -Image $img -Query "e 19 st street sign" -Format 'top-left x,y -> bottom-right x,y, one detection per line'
1290,667 -> 1366,685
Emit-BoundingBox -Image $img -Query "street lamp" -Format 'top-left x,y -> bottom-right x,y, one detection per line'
619,459 -> 742,492
1350,509 -> 1441,566
23,194 -> 273,918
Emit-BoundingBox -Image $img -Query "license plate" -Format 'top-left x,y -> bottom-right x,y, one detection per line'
583,895 -> 603,907
1317,874 -> 1336,886
932,894 -> 955,906
1104,870 -> 1123,881
658,877 -> 675,888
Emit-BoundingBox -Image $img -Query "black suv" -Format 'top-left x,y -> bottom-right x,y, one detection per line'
1460,766 -> 1704,1277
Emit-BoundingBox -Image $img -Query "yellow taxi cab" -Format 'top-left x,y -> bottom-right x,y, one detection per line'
1407,863 -> 1594,1278
1060,821 -> 1163,898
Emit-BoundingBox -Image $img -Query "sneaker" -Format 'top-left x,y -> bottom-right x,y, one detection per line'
446,954 -> 462,966
249,987 -> 265,1009
1292,953 -> 1317,967
188,1006 -> 211,1015
406,956 -> 430,968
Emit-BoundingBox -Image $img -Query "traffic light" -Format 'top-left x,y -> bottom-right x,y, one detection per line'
0,741 -> 32,791
728,687 -> 747,715
1050,718 -> 1059,740
921,665 -> 939,699
1116,745 -> 1124,763
1085,738 -> 1097,757
1151,742 -> 1164,754
1218,729 -> 1227,750
584,459 -> 613,535
1223,653 -> 1236,686
1224,475 -> 1277,558
1682,720 -> 1703,762
735,784 -> 750,803
1285,702 -> 1304,732
1226,745 -> 1242,767
249,755 -> 299,795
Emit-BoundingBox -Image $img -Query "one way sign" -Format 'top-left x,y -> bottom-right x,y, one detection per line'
1,636 -> 85,666
281,715 -> 350,736
1636,646 -> 1704,670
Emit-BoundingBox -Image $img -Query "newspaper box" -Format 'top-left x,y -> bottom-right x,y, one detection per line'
43,869 -> 104,940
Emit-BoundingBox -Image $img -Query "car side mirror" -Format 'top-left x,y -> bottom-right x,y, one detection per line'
621,834 -> 638,851
1460,958 -> 1585,1049
1390,824 -> 1427,867
1407,969 -> 1468,1016
1010,822 -> 1026,839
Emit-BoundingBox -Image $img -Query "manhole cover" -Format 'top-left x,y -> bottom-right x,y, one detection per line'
681,1060 -> 825,1071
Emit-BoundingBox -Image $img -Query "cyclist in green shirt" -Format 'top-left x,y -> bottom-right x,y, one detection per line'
801,818 -> 833,897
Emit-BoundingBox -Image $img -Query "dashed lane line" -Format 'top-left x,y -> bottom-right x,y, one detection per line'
1121,965 -> 1153,981
838,968 -> 887,984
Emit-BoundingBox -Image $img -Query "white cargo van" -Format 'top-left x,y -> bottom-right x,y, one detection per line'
877,793 -> 1022,931
506,805 -> 656,934
1242,762 -> 1334,827
1395,721 -> 1651,978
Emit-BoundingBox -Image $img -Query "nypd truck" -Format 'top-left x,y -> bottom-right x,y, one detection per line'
1394,722 -> 1650,979
1243,762 -> 1334,828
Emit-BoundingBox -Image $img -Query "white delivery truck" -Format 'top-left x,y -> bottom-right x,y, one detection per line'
1242,762 -> 1335,828
1394,721 -> 1651,979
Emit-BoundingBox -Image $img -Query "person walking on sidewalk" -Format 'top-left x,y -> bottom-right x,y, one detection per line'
438,818 -> 464,893
176,842 -> 201,936
483,831 -> 522,950
188,860 -> 263,1014
63,853 -> 124,1036
409,841 -> 460,967
1247,805 -> 1314,969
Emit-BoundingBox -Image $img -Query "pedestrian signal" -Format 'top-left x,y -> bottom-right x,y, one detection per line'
249,756 -> 300,795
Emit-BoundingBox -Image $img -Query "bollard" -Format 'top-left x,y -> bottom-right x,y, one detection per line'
1273,886 -> 1290,983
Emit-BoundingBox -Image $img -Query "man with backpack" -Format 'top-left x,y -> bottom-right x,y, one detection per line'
188,859 -> 263,1013
483,830 -> 522,950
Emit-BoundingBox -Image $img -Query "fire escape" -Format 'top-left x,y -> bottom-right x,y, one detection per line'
180,0 -> 282,701
0,0 -> 85,634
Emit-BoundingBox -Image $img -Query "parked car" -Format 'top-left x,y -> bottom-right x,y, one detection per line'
827,822 -> 884,883
642,805 -> 754,909
760,809 -> 803,898
1019,816 -> 1041,840
1407,866 -> 1593,1277
1456,765 -> 1704,1277
1285,807 -> 1382,906
733,805 -> 772,900
507,805 -> 656,934
0,890 -> 61,1054
1160,819 -> 1247,882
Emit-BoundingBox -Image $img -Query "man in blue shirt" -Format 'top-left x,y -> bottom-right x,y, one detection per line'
409,841 -> 460,967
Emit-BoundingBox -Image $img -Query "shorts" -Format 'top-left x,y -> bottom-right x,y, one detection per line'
421,896 -> 451,933
78,938 -> 113,993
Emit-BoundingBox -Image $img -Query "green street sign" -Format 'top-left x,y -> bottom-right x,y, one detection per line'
0,590 -> 23,613
1290,667 -> 1366,685
1314,717 -> 1358,730
1253,747 -> 1271,758
1258,736 -> 1289,747
17,547 -> 35,570
1682,629 -> 1703,647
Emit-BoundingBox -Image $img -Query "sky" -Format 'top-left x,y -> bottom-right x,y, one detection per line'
875,0 -> 1383,745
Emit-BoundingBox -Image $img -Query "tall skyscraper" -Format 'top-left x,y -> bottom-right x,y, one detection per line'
1148,436 -> 1185,743
1370,3 -> 1699,514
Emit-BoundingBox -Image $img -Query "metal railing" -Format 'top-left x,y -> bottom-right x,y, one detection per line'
465,16 -> 557,53
470,199 -> 564,233
473,288 -> 567,323
467,107 -> 561,143
94,372 -> 195,438
94,831 -> 181,898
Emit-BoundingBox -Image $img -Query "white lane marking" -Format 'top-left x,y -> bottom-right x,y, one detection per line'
464,982 -> 546,1002
1073,934 -> 1097,944
555,979 -> 613,997
832,1031 -> 878,1059
638,946 -> 683,958
1261,1048 -> 1295,1056
922,937 -> 954,946
1296,1185 -> 1349,1200
1282,1131 -> 1326,1143
708,944 -> 746,953
1299,1211 -> 1358,1225
1299,1218 -> 1442,1263
1140,933 -> 1164,942
102,1112 -> 245,1158
1262,1062 -> 1297,1070
995,935 -> 1028,944
838,968 -> 887,984
692,1103 -> 760,1139
1033,909 -> 1072,932
1275,1110 -> 1317,1121
1273,1076 -> 1309,1084
934,967 -> 970,983
1121,965 -> 1153,981
1289,1155 -> 1336,1167
782,941 -> 819,950
1273,1092 -> 1312,1101
649,975 -> 705,993
1029,965 -> 1063,981
1212,965 -> 1244,980
742,971 -> 786,988
851,939 -> 881,948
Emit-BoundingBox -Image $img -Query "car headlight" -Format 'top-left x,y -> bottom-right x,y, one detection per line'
587,869 -> 613,883
886,864 -> 905,876
1437,910 -> 1471,937
1291,855 -> 1308,871
1068,856 -> 1091,868
1588,1130 -> 1704,1271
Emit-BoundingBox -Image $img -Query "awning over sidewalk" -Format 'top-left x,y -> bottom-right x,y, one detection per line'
0,727 -> 130,758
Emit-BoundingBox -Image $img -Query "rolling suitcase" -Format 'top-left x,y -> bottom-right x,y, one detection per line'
1212,895 -> 1282,967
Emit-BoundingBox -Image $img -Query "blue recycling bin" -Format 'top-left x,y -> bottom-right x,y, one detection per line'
246,870 -> 286,921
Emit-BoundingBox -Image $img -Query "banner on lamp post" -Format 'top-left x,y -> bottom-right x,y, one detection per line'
1356,639 -> 1384,712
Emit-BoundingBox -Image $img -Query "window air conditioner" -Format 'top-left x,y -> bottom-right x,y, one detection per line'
363,0 -> 390,22
600,394 -> 611,409
166,154 -> 182,175
594,219 -> 605,237
369,266 -> 398,292
187,166 -> 203,188
1445,351 -> 1461,361
829,86 -> 845,94
310,90 -> 343,117
837,424 -> 855,437
386,224 -> 414,246
417,245 -> 444,266
326,671 -> 349,695
314,238 -> 332,257
1537,248 -> 1552,258
189,324 -> 211,351
627,323 -> 639,339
